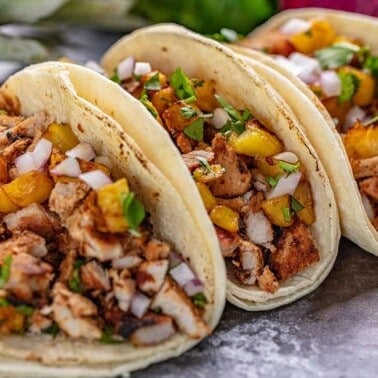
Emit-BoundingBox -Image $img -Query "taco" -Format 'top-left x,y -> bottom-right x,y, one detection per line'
0,64 -> 225,376
231,8 -> 378,254
48,24 -> 340,310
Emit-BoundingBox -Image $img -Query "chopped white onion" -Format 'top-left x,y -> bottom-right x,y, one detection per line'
50,157 -> 81,177
66,142 -> 96,161
320,71 -> 341,97
343,106 -> 366,132
15,152 -> 36,174
79,170 -> 112,189
361,195 -> 375,221
289,52 -> 321,83
280,18 -> 312,36
266,171 -> 302,199
133,62 -> 151,76
183,278 -> 204,296
170,262 -> 196,287
112,255 -> 143,270
209,108 -> 230,129
273,152 -> 298,164
94,155 -> 113,169
130,292 -> 151,319
117,56 -> 135,80
220,28 -> 238,42
274,55 -> 303,76
85,60 -> 105,75
32,138 -> 53,170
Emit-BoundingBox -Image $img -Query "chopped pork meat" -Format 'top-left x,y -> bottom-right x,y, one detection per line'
257,266 -> 279,294
80,260 -> 110,292
271,222 -> 320,281
359,176 -> 378,202
151,278 -> 209,339
0,231 -> 47,258
215,226 -> 240,257
208,134 -> 252,197
182,150 -> 214,171
351,156 -> 378,179
136,260 -> 169,294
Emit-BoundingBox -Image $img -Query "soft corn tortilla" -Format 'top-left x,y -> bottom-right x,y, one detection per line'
52,23 -> 340,310
0,65 -> 226,376
230,8 -> 378,255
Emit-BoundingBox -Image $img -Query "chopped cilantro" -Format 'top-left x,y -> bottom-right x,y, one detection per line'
183,118 -> 204,141
219,119 -> 246,135
68,268 -> 82,293
140,94 -> 159,119
338,71 -> 360,103
122,192 -> 146,233
207,28 -> 243,43
0,298 -> 9,307
110,69 -> 121,84
16,305 -> 34,316
304,29 -> 313,37
277,160 -> 300,174
152,307 -> 162,314
0,255 -> 12,287
192,292 -> 208,309
43,322 -> 60,337
291,196 -> 305,213
197,157 -> 213,174
170,67 -> 196,103
315,45 -> 356,69
363,55 -> 378,78
266,176 -> 280,188
180,106 -> 198,119
144,72 -> 161,91
0,110 -> 7,115
100,327 -> 123,344
215,94 -> 240,121
282,207 -> 292,222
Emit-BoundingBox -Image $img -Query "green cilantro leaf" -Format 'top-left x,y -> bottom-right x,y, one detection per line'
0,255 -> 12,287
183,118 -> 204,141
315,45 -> 356,69
338,71 -> 360,103
215,94 -> 240,121
192,292 -> 208,309
110,69 -> 121,84
277,160 -> 300,174
207,28 -> 243,43
197,157 -> 214,174
16,305 -> 34,316
43,322 -> 60,337
0,298 -> 9,307
180,106 -> 198,119
122,192 -> 146,233
291,196 -> 305,213
282,207 -> 292,222
100,327 -> 123,344
140,94 -> 159,119
363,55 -> 378,78
152,307 -> 162,314
144,72 -> 161,91
68,268 -> 82,293
170,67 -> 196,103
266,176 -> 280,187
363,114 -> 378,126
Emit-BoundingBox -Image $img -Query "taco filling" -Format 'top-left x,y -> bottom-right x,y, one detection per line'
109,60 -> 320,293
237,17 -> 378,230
0,92 -> 209,345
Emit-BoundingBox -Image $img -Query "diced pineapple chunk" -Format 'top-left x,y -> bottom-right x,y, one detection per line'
210,205 -> 239,233
294,182 -> 315,225
0,155 -> 7,183
0,187 -> 19,214
193,80 -> 219,112
261,194 -> 293,227
322,97 -> 351,128
140,71 -> 167,88
0,306 -> 25,334
196,182 -> 217,212
97,178 -> 129,233
43,123 -> 79,152
2,172 -> 54,207
344,122 -> 378,159
151,86 -> 177,115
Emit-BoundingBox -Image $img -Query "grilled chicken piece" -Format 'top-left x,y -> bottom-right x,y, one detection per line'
1,139 -> 31,162
244,210 -> 275,252
208,134 -> 252,197
257,266 -> 279,294
271,222 -> 320,281
80,260 -> 110,292
248,191 -> 265,213
112,255 -> 143,270
4,203 -> 60,238
29,310 -> 52,334
215,226 -> 240,257
359,176 -> 378,202
111,269 -> 136,312
49,181 -> 90,222
6,112 -> 52,139
5,252 -> 53,302
151,277 -> 209,339
59,249 -> 76,284
182,150 -> 214,171
137,260 -> 169,295
176,133 -> 194,154
145,239 -> 171,261
0,231 -> 47,258
0,114 -> 24,128
130,313 -> 175,346
52,283 -> 101,339
351,156 -> 378,179
232,241 -> 264,285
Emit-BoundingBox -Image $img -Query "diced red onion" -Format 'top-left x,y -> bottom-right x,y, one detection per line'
32,138 -> 53,170
361,195 -> 375,221
266,171 -> 302,199
133,62 -> 151,76
130,292 -> 151,319
85,60 -> 105,75
117,56 -> 135,80
50,157 -> 81,177
209,108 -> 230,129
169,251 -> 185,268
79,170 -> 112,189
112,255 -> 143,270
320,71 -> 341,98
280,18 -> 311,36
66,142 -> 96,161
183,278 -> 204,296
15,152 -> 36,174
273,151 -> 298,164
169,262 -> 196,287
343,106 -> 366,132
94,155 -> 113,169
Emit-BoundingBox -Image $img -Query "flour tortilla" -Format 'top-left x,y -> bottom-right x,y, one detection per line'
68,23 -> 340,310
0,65 -> 226,376
230,8 -> 378,255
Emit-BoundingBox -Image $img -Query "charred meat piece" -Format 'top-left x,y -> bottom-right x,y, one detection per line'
52,283 -> 101,339
351,156 -> 378,179
0,231 -> 47,258
4,203 -> 60,239
232,241 -> 264,286
359,176 -> 378,202
151,277 -> 209,339
136,260 -> 169,295
182,150 -> 214,171
80,260 -> 110,292
257,266 -> 279,294
208,134 -> 252,197
215,226 -> 240,257
271,222 -> 320,281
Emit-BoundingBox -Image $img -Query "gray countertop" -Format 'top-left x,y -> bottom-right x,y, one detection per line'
1,26 -> 377,378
